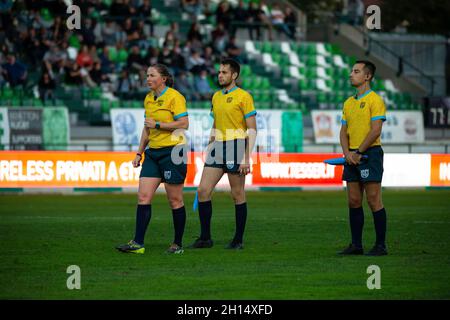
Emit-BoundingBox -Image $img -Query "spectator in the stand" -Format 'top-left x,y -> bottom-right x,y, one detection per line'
168,22 -> 181,43
64,60 -> 83,86
101,19 -> 120,46
38,71 -> 56,104
181,0 -> 203,19
202,45 -> 216,75
110,0 -> 130,24
194,68 -> 212,100
123,17 -> 140,47
80,17 -> 97,46
99,46 -> 114,74
270,4 -> 294,39
171,41 -> 187,76
231,0 -> 250,37
225,36 -> 244,63
1,54 -> 28,88
116,69 -> 135,99
247,1 -> 261,40
127,45 -> 146,73
138,0 -> 154,36
187,22 -> 203,44
89,61 -> 107,86
187,49 -> 205,75
43,44 -> 67,73
164,30 -> 177,49
76,44 -> 94,68
157,46 -> 174,69
257,1 -> 273,40
175,70 -> 197,101
135,20 -> 152,49
211,22 -> 228,53
216,0 -> 233,33
50,16 -> 65,43
145,46 -> 159,66
284,6 -> 297,40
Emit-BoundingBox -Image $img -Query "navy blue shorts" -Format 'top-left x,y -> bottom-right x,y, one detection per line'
140,144 -> 187,184
343,146 -> 384,183
204,139 -> 247,174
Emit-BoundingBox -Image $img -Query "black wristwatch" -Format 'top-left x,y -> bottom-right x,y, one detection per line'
136,153 -> 142,158
155,121 -> 160,129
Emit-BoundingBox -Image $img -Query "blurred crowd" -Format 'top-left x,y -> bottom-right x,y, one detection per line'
0,0 -> 297,103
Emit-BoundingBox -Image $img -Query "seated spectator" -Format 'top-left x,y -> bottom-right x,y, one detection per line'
144,46 -> 159,66
164,30 -> 177,50
202,46 -> 216,75
1,54 -> 27,88
256,1 -> 273,40
225,36 -> 243,63
76,45 -> 94,68
171,42 -> 187,76
89,61 -> 107,86
211,22 -> 228,53
194,69 -> 213,100
181,0 -> 203,19
187,49 -> 205,75
98,46 -> 114,74
123,17 -> 140,47
127,45 -> 145,73
270,4 -> 294,39
101,19 -> 120,46
157,46 -> 174,69
43,44 -> 67,73
38,71 -> 56,104
116,69 -> 135,99
174,71 -> 198,101
64,60 -> 83,86
187,22 -> 203,44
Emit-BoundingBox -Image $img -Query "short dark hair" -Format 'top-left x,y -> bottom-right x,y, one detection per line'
355,60 -> 376,81
220,58 -> 240,78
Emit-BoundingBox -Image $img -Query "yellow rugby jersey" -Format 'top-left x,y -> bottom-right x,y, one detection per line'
210,86 -> 256,141
341,89 -> 386,149
144,86 -> 188,148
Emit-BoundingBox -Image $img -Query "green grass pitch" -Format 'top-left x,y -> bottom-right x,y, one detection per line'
0,190 -> 449,299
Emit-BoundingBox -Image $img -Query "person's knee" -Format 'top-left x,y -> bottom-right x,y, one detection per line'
137,191 -> 152,204
231,187 -> 245,204
348,194 -> 362,208
197,185 -> 213,201
168,196 -> 184,209
367,193 -> 383,211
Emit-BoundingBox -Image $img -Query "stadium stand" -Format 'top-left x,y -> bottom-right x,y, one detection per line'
0,0 -> 448,151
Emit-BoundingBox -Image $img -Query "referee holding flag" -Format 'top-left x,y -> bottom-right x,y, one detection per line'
339,60 -> 388,256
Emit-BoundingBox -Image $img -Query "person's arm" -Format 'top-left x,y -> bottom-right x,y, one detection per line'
340,123 -> 357,165
357,120 -> 383,153
239,115 -> 257,175
132,127 -> 150,168
144,116 -> 189,131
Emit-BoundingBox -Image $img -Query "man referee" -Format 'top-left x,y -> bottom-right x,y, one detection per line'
339,60 -> 388,256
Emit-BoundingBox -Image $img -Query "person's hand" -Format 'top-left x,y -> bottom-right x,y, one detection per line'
345,152 -> 361,165
238,160 -> 251,176
144,118 -> 156,129
132,154 -> 142,168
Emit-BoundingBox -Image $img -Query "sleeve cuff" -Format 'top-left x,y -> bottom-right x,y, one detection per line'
341,120 -> 347,125
174,112 -> 188,120
371,116 -> 386,121
244,110 -> 257,119
209,112 -> 214,118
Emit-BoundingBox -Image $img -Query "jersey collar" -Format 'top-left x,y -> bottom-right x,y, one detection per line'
154,86 -> 169,99
222,86 -> 239,95
355,89 -> 372,100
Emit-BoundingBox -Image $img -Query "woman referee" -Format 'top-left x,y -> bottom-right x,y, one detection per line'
116,64 -> 189,254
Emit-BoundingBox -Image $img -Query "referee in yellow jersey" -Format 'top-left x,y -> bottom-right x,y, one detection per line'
190,58 -> 257,250
339,60 -> 388,256
116,64 -> 189,254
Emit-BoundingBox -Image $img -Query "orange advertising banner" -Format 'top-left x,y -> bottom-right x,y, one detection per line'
430,154 -> 450,187
0,151 -> 344,188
